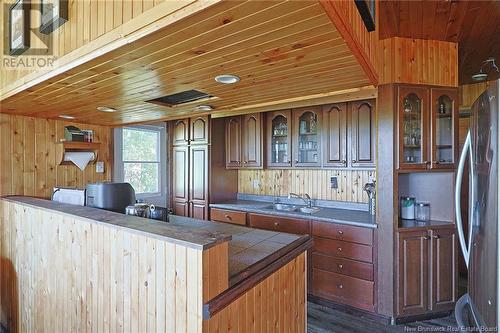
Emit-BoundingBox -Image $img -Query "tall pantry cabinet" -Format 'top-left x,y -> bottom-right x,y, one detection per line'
171,116 -> 237,220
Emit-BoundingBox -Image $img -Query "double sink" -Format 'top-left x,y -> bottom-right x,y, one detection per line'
263,203 -> 322,215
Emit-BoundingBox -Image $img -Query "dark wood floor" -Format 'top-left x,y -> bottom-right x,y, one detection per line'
307,302 -> 458,333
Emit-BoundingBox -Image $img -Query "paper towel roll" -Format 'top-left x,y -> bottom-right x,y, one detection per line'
64,152 -> 95,171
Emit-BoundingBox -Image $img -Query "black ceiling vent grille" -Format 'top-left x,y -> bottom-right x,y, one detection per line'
146,90 -> 213,107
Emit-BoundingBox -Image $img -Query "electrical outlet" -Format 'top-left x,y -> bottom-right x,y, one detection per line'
252,179 -> 260,189
95,161 -> 105,173
330,176 -> 338,189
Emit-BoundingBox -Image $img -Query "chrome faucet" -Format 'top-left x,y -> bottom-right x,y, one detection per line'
288,192 -> 312,207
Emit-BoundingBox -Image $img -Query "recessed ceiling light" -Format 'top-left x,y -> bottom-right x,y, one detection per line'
96,106 -> 117,113
59,115 -> 75,119
214,74 -> 240,84
195,105 -> 214,111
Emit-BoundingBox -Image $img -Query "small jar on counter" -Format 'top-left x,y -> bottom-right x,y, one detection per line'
415,202 -> 431,221
400,197 -> 415,220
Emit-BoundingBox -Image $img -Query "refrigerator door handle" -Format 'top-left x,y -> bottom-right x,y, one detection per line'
455,130 -> 471,268
455,294 -> 470,332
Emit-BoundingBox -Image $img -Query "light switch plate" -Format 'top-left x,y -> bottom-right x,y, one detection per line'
330,176 -> 338,189
252,179 -> 260,189
96,161 -> 105,173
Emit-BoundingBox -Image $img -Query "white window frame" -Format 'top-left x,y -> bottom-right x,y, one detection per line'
114,123 -> 167,206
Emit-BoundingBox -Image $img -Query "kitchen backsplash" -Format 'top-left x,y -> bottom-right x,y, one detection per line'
238,169 -> 376,204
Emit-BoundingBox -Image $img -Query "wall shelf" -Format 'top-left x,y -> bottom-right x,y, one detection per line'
56,141 -> 100,166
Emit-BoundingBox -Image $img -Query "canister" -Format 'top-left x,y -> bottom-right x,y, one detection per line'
400,196 -> 416,220
415,202 -> 431,221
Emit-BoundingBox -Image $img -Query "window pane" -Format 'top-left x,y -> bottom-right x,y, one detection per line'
123,128 -> 159,161
124,162 -> 159,194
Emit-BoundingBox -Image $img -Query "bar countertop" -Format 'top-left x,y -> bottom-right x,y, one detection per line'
2,196 -> 231,250
2,196 -> 311,287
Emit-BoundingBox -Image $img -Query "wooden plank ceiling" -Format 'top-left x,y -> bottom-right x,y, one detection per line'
0,0 -> 371,126
379,0 -> 500,85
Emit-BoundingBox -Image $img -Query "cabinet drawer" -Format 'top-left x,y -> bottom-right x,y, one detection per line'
312,253 -> 374,281
248,213 -> 310,235
210,208 -> 246,225
313,237 -> 373,263
312,269 -> 374,311
312,221 -> 373,245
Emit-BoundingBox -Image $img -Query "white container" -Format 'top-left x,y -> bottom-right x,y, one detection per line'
400,196 -> 416,220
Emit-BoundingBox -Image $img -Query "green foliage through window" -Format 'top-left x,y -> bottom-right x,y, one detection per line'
122,128 -> 160,194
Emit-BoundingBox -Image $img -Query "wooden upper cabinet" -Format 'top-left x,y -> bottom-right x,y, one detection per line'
225,117 -> 242,169
430,88 -> 458,170
397,229 -> 430,316
398,86 -> 430,170
267,110 -> 292,168
322,103 -> 347,167
190,115 -> 209,145
350,99 -> 376,167
292,106 -> 322,167
430,228 -> 457,311
172,118 -> 190,146
241,113 -> 262,168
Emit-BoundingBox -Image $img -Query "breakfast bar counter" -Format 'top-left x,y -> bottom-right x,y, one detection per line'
0,196 -> 310,332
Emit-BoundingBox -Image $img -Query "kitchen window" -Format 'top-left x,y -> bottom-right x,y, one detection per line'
114,124 -> 167,206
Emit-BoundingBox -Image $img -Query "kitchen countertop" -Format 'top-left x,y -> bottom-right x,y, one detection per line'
167,215 -> 310,286
210,200 -> 377,228
398,218 -> 455,230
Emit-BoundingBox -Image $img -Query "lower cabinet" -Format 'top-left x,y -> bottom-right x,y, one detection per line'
247,213 -> 310,234
311,221 -> 376,312
396,226 -> 456,317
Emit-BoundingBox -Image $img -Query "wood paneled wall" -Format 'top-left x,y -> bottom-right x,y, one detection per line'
0,199 -> 207,332
377,37 -> 458,87
238,169 -> 375,204
320,0 -> 379,85
0,114 -> 112,197
459,81 -> 489,109
204,253 -> 306,333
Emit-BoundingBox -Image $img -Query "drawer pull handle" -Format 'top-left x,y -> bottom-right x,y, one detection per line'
337,284 -> 343,289
274,222 -> 279,226
338,230 -> 344,235
337,247 -> 342,252
338,264 -> 343,269
224,215 -> 232,220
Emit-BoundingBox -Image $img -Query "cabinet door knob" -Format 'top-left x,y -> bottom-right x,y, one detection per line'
432,235 -> 440,239
338,264 -> 343,269
352,159 -> 356,163
295,159 -> 299,163
274,222 -> 279,226
423,235 -> 430,240
338,230 -> 344,235
337,247 -> 342,252
337,284 -> 343,289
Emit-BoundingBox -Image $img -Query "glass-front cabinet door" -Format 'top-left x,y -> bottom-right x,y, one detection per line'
292,107 -> 322,167
431,88 -> 457,169
398,87 -> 429,169
266,110 -> 292,167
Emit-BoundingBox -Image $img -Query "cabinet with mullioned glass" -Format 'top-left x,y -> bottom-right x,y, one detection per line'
397,85 -> 457,171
